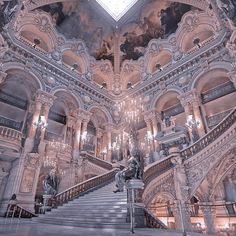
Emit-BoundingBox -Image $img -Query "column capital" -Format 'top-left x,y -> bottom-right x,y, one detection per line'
35,90 -> 56,107
67,116 -> 76,128
178,89 -> 200,107
105,123 -> 116,132
143,110 -> 161,123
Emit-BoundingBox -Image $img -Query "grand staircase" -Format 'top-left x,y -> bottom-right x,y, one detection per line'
35,182 -> 130,229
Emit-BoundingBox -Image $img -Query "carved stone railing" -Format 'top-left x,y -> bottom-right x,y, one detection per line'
5,204 -> 37,218
181,108 -> 236,159
0,126 -> 22,151
143,157 -> 173,186
81,152 -> 113,170
53,169 -> 116,208
144,208 -> 168,229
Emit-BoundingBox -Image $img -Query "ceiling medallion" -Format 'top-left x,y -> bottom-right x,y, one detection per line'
96,0 -> 139,21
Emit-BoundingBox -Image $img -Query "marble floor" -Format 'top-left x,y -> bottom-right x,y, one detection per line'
0,218 -> 211,236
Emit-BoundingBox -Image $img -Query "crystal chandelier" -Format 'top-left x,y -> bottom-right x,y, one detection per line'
116,96 -> 144,124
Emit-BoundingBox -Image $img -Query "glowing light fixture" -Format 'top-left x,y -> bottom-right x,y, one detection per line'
96,0 -> 138,21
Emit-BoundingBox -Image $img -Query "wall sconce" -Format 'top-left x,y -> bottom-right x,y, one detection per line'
193,38 -> 201,48
156,63 -> 163,72
71,63 -> 78,72
100,82 -> 107,89
34,115 -> 48,129
127,82 -> 134,89
32,38 -> 41,48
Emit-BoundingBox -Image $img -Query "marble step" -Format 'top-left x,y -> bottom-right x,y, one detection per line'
36,218 -> 130,229
45,212 -> 127,218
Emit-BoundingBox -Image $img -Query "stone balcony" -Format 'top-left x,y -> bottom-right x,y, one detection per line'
0,126 -> 22,152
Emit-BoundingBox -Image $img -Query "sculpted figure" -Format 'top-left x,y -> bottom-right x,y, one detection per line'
113,151 -> 143,193
43,169 -> 59,196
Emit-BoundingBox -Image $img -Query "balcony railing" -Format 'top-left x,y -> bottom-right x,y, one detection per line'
53,170 -> 116,208
201,81 -> 235,104
181,108 -> 236,159
81,152 -> 113,170
0,126 -> 22,142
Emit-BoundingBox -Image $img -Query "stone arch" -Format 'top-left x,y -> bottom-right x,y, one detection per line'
51,88 -> 84,109
150,89 -> 182,110
16,12 -> 58,52
190,62 -> 234,90
87,105 -> 112,124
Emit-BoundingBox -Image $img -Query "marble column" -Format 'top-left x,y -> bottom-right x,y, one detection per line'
171,148 -> 192,232
200,203 -> 216,234
80,119 -> 89,151
73,118 -> 82,158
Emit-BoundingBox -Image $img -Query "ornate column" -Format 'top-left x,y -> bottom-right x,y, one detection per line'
96,128 -> 103,157
171,147 -> 192,232
66,116 -> 76,146
178,90 -> 206,139
79,110 -> 91,151
200,203 -> 216,234
39,94 -> 55,141
72,116 -> 83,157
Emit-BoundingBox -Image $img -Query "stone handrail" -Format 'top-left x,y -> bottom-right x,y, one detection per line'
0,126 -> 22,142
180,108 -> 236,159
143,157 -> 173,185
144,208 -> 168,229
80,152 -> 113,170
5,204 -> 37,218
53,169 -> 116,208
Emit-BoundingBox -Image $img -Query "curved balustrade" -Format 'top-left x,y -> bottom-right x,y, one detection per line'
181,108 -> 236,159
143,157 -> 173,185
0,126 -> 22,151
0,126 -> 22,141
81,152 -> 113,170
53,169 -> 116,208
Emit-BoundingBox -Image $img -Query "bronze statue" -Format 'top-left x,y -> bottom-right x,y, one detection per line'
113,150 -> 143,193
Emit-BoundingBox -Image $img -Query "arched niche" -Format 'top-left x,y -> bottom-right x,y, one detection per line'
147,50 -> 172,74
194,69 -> 236,129
180,27 -> 214,53
19,25 -> 54,52
0,69 -> 42,135
61,50 -> 85,73
155,91 -> 185,128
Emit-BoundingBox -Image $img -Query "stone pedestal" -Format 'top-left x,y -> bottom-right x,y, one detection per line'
125,179 -> 145,231
42,194 -> 52,213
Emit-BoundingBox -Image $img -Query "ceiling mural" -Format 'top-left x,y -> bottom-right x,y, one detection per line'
35,0 -> 193,66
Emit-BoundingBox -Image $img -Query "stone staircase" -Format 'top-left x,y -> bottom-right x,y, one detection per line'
34,182 -> 130,229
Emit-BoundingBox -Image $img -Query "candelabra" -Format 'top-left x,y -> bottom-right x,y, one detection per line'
33,115 -> 47,129
185,115 -> 200,142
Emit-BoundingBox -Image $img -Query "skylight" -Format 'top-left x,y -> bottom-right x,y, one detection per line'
96,0 -> 139,21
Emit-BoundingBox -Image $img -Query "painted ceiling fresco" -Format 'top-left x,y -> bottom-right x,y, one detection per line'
36,0 -> 192,65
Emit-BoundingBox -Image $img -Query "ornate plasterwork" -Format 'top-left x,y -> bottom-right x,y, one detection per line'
85,161 -> 108,176
142,170 -> 176,206
185,125 -> 236,197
